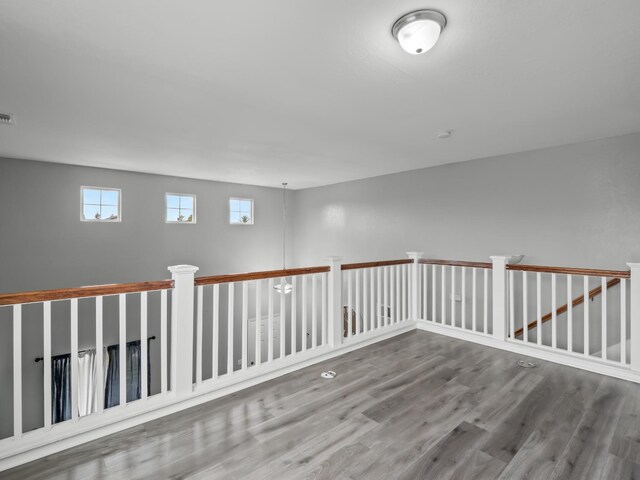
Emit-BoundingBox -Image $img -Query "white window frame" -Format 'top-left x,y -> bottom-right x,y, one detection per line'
229,197 -> 254,225
80,186 -> 122,222
165,193 -> 197,224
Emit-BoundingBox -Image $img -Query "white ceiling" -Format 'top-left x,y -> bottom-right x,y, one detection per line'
1,1 -> 639,189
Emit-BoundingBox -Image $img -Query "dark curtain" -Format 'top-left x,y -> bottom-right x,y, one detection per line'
104,339 -> 152,408
51,354 -> 71,424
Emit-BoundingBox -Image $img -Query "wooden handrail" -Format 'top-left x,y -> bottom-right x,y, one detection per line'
419,259 -> 492,269
194,266 -> 330,286
0,280 -> 174,306
341,259 -> 413,271
507,263 -> 630,279
514,278 -> 621,338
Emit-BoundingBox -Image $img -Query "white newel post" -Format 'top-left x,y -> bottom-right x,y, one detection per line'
168,264 -> 199,396
325,256 -> 343,348
490,256 -> 509,341
628,263 -> 640,371
407,252 -> 424,320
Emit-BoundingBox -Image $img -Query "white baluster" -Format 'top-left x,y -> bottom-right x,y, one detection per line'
141,291 -> 148,398
160,289 -> 168,393
552,274 -> 557,349
462,267 -> 467,330
584,276 -> 590,356
472,268 -> 477,332
377,267 -> 382,328
390,266 -> 396,324
213,284 -> 220,377
280,277 -> 286,357
254,281 -> 261,366
363,269 -> 369,333
44,301 -> 53,427
509,270 -> 515,338
522,272 -> 528,343
290,276 -> 296,354
601,277 -> 607,360
483,269 -> 489,334
71,298 -> 80,417
302,275 -> 308,348
347,270 -> 352,336
242,281 -> 249,369
268,278 -> 274,361
228,282 -> 235,374
451,266 -> 456,327
402,264 -> 407,320
567,275 -> 572,352
621,278 -> 627,365
423,264 -> 428,321
432,265 -> 437,323
396,265 -> 401,323
537,272 -> 542,346
312,274 -> 317,348
355,269 -> 360,335
322,273 -> 327,345
196,286 -> 203,385
118,294 -> 125,408
13,304 -> 22,438
368,268 -> 374,331
384,266 -> 389,327
441,265 -> 446,325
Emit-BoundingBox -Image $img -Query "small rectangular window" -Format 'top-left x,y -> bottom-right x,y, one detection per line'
81,187 -> 121,222
229,198 -> 254,225
166,193 -> 196,223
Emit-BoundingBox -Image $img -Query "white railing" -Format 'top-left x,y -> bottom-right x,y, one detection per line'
341,259 -> 414,339
3,253 -> 640,472
0,280 -> 172,459
193,267 -> 330,386
0,256 -> 417,471
416,256 -> 640,384
418,259 -> 493,336
506,265 -> 631,366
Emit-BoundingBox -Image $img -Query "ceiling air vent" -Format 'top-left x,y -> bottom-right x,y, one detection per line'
0,113 -> 15,126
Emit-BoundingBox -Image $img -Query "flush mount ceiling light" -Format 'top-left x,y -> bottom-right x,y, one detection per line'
392,10 -> 447,55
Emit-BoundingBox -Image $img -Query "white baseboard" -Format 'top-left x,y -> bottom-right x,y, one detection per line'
416,320 -> 640,384
0,322 -> 414,472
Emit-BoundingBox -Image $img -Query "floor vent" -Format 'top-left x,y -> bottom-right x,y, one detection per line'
516,360 -> 536,368
0,113 -> 15,125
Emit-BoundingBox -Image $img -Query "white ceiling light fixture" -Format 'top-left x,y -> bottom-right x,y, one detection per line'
392,10 -> 447,55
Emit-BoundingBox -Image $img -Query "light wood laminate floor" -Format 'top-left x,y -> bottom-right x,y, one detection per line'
4,330 -> 640,480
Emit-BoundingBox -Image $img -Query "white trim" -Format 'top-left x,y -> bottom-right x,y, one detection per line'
80,186 -> 121,222
229,197 -> 254,225
416,320 -> 640,383
0,322 -> 413,472
165,192 -> 197,224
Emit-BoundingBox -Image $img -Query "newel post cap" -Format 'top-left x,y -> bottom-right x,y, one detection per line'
168,264 -> 200,275
490,255 -> 524,264
626,262 -> 640,270
324,256 -> 344,262
406,252 -> 424,259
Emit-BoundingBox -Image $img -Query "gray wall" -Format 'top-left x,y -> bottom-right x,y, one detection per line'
292,132 -> 640,269
0,157 -> 294,291
0,157 -> 294,438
